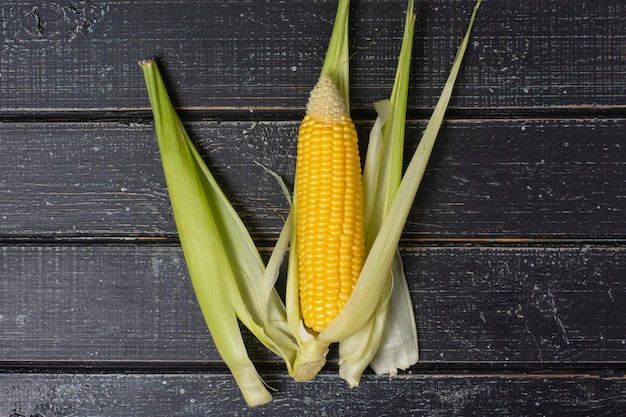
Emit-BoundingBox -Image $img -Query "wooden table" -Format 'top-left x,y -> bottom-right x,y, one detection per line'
1,0 -> 625,415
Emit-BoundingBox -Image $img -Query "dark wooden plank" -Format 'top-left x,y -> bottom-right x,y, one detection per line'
0,122 -> 172,237
1,0 -> 622,413
1,119 -> 624,239
1,245 -> 624,363
1,373 -> 625,416
0,0 -> 624,112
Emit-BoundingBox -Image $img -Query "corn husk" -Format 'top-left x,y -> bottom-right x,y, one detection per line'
339,0 -> 418,385
289,0 -> 482,381
140,60 -> 297,406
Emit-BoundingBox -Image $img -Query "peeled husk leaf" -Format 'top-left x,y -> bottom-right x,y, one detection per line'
339,0 -> 418,385
140,59 -> 297,406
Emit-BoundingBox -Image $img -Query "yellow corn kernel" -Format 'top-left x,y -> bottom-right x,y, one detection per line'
296,75 -> 365,333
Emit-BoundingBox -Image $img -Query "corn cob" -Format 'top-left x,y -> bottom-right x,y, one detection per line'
295,74 -> 365,333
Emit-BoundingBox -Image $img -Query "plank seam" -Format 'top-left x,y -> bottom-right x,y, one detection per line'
1,107 -> 626,124
1,361 -> 624,379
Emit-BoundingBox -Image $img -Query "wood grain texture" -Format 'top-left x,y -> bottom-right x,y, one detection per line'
2,374 -> 625,416
1,119 -> 624,239
1,245 -> 624,364
1,0 -> 624,413
0,0 -> 624,112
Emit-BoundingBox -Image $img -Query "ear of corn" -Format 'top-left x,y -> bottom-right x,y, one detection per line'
289,0 -> 482,381
295,74 -> 365,334
287,0 -> 359,380
140,0 -> 482,404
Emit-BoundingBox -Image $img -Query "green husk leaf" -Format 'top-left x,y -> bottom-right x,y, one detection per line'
261,211 -> 292,323
186,138 -> 298,364
254,161 -> 292,206
362,99 -> 392,246
319,0 -> 482,344
321,0 -> 351,112
338,0 -> 418,385
364,0 -> 483,373
369,250 -> 418,375
285,200 -> 302,340
140,59 -> 296,405
338,277 -> 391,387
365,0 -> 419,377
